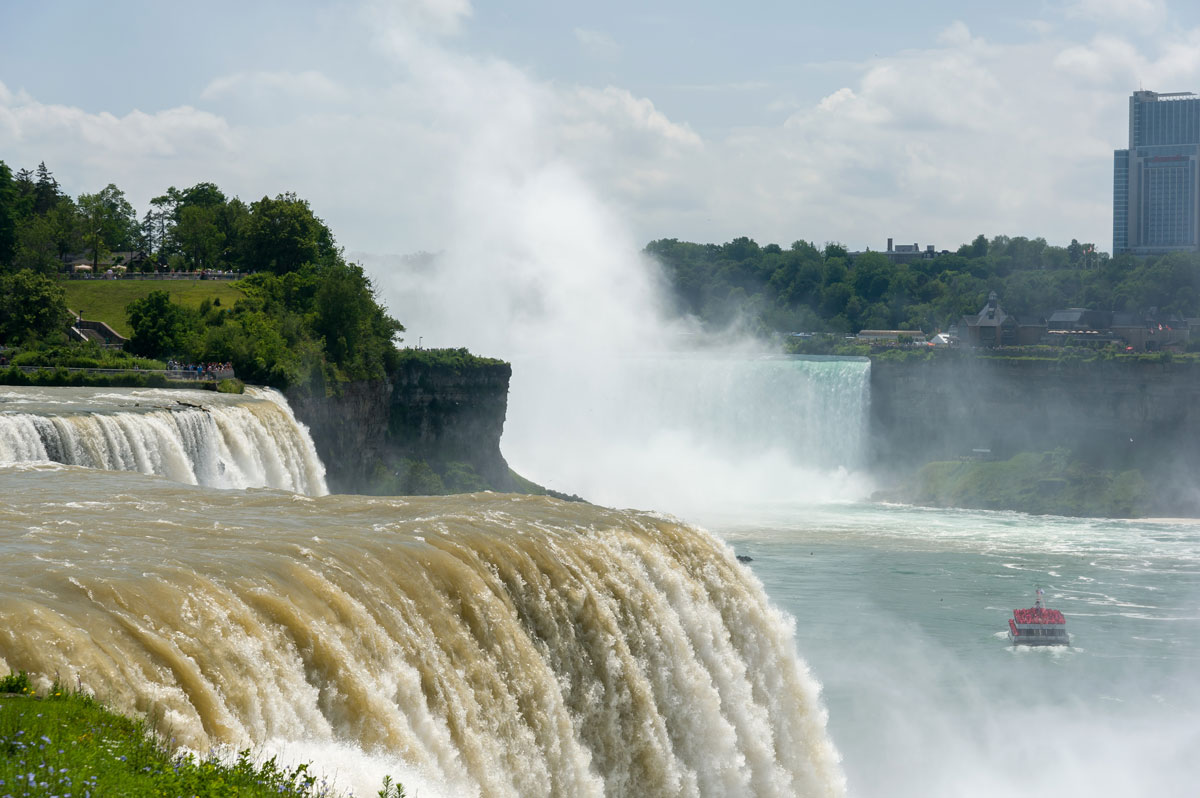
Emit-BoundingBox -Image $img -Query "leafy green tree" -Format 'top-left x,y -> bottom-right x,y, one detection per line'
0,161 -> 16,267
179,181 -> 226,210
11,167 -> 35,220
177,205 -> 225,270
0,269 -> 72,343
33,162 -> 64,215
823,241 -> 848,260
242,193 -> 335,274
12,214 -> 64,274
147,187 -> 183,257
78,184 -> 138,268
48,200 -> 83,260
1067,238 -> 1084,266
218,197 -> 250,268
125,291 -> 198,357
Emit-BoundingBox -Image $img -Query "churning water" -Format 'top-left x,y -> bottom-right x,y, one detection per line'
2,380 -> 1198,797
504,354 -> 873,513
0,463 -> 843,798
0,387 -> 326,495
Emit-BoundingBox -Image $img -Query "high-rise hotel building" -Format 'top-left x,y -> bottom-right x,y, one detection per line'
1113,90 -> 1200,255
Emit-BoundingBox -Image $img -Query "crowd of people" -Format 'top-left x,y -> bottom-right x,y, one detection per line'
166,360 -> 234,379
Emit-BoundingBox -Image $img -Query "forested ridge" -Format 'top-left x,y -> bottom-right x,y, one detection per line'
647,234 -> 1200,336
0,160 -> 407,388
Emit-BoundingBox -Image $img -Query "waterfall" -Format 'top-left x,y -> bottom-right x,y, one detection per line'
504,354 -> 872,512
0,386 -> 327,495
0,468 -> 846,798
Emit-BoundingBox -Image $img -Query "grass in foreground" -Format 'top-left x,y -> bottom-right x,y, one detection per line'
0,673 -> 403,798
61,280 -> 246,338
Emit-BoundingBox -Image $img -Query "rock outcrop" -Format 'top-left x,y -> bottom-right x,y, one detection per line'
287,356 -> 514,495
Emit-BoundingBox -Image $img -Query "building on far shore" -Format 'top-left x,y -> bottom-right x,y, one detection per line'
959,292 -> 1191,351
1113,90 -> 1200,256
847,239 -> 951,263
855,329 -> 928,345
959,291 -> 1045,347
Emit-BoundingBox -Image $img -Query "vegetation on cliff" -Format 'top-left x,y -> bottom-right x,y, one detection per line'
647,234 -> 1200,338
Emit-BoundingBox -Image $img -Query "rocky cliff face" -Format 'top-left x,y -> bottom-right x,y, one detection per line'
869,356 -> 1200,509
286,359 -> 514,495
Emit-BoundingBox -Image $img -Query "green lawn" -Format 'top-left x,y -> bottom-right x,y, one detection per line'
62,279 -> 246,337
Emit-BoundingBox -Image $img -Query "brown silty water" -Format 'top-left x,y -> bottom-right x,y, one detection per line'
0,461 -> 844,798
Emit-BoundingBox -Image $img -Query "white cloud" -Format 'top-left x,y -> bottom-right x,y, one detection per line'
7,1 -> 1200,263
574,28 -> 621,60
200,71 -> 344,103
365,0 -> 472,37
1054,34 -> 1144,84
0,92 -> 232,168
1066,0 -> 1167,29
655,25 -> 1192,253
567,87 -> 702,149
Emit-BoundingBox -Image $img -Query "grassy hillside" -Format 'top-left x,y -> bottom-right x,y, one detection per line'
62,279 -> 246,337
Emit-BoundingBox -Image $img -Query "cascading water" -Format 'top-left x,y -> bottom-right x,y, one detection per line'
0,465 -> 846,798
504,353 -> 873,514
0,386 -> 327,495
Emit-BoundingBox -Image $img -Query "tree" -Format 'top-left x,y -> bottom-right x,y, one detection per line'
823,241 -> 848,260
13,200 -> 81,274
311,262 -> 404,375
0,161 -> 16,267
179,181 -> 226,210
125,291 -> 198,357
147,187 -> 183,257
11,168 -> 35,221
176,205 -> 225,270
78,184 -> 137,267
1067,238 -> 1084,267
0,269 -> 72,344
12,215 -> 63,274
242,193 -> 335,274
33,162 -> 64,215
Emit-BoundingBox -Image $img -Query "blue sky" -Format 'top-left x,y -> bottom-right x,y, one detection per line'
4,0 -> 1200,256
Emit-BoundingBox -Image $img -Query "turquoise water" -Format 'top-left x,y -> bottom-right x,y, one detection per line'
708,502 -> 1200,798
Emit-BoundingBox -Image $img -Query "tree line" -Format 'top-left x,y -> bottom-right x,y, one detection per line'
646,234 -> 1200,335
0,160 -> 404,389
0,161 -> 342,274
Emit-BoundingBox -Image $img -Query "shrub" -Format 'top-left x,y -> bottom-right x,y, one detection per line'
0,670 -> 31,693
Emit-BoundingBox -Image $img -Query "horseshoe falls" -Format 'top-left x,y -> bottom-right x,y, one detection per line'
503,354 -> 873,514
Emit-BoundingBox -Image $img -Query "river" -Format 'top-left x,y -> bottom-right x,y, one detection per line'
711,501 -> 1200,797
2,382 -> 1198,796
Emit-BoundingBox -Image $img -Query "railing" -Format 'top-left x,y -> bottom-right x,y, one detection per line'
66,272 -> 246,281
74,319 -> 128,345
164,368 -> 236,381
7,365 -> 235,381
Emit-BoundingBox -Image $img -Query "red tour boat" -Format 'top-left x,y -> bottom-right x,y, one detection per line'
1008,588 -> 1070,646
